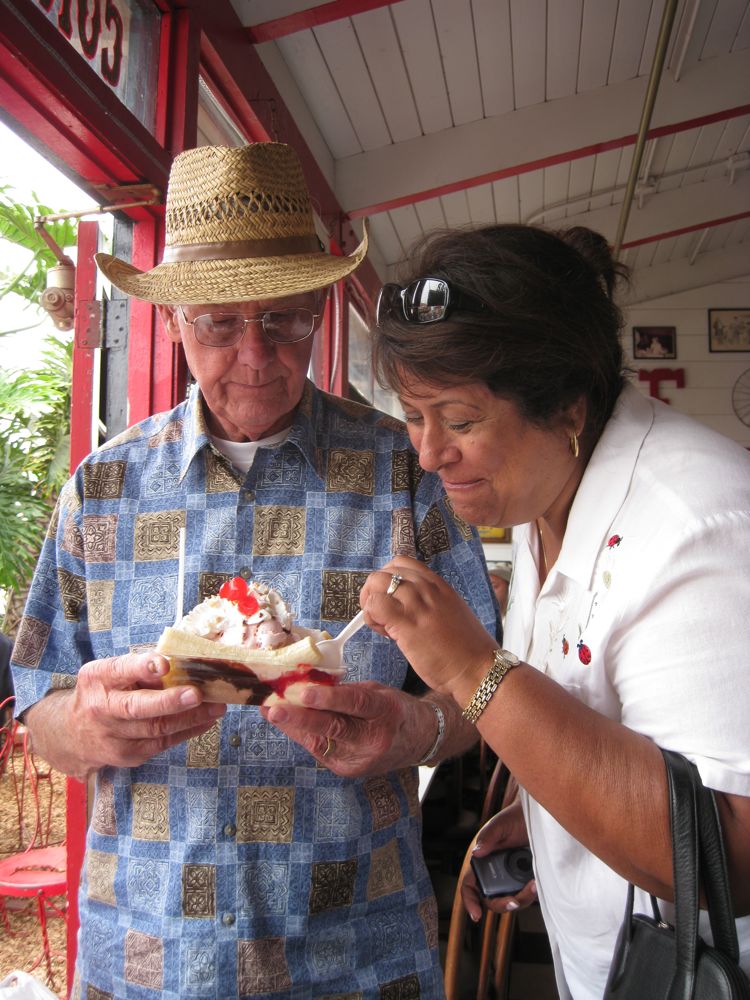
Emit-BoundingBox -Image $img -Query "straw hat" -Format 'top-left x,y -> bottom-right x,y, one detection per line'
94,143 -> 368,305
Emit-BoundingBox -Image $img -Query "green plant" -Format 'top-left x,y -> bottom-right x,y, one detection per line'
0,336 -> 73,593
0,185 -> 76,624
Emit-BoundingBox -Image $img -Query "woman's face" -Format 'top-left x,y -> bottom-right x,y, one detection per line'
399,377 -> 584,529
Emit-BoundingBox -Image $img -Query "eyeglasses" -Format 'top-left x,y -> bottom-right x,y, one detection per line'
376,277 -> 488,326
178,305 -> 324,346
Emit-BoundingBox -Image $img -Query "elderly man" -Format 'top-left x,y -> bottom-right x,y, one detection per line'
11,143 -> 498,999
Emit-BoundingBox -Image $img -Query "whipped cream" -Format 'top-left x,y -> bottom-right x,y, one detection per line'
177,580 -> 295,650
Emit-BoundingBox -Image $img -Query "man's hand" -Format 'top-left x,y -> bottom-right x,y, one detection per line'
461,800 -> 537,920
24,652 -> 226,780
261,680 -> 440,777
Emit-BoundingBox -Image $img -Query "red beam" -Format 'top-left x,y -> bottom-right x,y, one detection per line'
621,210 -> 750,249
65,777 -> 86,998
67,219 -> 99,995
200,39 -> 273,144
69,222 -> 99,471
347,103 -> 750,219
197,5 -> 381,303
156,9 -> 201,155
247,0 -> 402,43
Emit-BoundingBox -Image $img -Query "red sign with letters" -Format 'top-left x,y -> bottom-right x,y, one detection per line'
36,0 -> 161,133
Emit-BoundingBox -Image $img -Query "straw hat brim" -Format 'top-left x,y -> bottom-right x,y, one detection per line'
94,228 -> 368,305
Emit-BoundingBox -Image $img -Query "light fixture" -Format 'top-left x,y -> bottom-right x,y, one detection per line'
34,182 -> 161,333
34,223 -> 75,331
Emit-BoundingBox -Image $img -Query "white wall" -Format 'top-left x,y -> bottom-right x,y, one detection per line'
622,276 -> 750,448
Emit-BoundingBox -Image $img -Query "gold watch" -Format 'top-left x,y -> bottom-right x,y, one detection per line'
461,648 -> 520,724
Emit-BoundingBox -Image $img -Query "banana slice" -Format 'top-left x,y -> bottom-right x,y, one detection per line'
157,627 -> 323,679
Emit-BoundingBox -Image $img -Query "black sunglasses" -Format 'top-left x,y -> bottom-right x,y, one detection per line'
376,277 -> 488,326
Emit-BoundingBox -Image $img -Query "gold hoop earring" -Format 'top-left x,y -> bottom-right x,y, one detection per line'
569,433 -> 579,459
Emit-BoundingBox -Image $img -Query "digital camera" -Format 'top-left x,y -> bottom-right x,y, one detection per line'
470,846 -> 534,898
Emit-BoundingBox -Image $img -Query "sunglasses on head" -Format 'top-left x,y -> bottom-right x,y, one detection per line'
376,277 -> 488,327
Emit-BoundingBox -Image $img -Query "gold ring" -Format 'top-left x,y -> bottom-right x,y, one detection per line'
386,573 -> 403,596
322,736 -> 335,758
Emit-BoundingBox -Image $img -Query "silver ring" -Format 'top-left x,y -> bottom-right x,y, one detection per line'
322,736 -> 335,758
386,573 -> 403,596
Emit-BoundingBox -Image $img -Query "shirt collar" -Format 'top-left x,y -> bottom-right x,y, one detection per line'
179,379 -> 324,482
285,379 -> 325,479
554,382 -> 654,587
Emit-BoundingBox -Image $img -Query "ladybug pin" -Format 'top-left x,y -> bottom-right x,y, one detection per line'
562,636 -> 569,656
577,640 -> 591,665
607,534 -> 622,548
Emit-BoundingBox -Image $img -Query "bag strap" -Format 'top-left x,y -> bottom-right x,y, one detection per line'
663,748 -> 743,998
688,758 -> 740,961
663,749 -> 701,1000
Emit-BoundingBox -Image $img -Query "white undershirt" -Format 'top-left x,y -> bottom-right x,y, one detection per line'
209,427 -> 290,474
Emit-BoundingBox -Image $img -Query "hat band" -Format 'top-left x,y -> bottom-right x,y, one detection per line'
161,235 -> 322,264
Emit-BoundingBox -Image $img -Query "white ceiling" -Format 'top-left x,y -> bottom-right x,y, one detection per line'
230,0 -> 750,304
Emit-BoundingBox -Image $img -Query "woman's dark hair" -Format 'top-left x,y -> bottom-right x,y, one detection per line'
372,224 -> 630,440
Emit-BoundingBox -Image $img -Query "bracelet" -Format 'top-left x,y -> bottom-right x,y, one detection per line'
417,702 -> 446,766
461,649 -> 520,724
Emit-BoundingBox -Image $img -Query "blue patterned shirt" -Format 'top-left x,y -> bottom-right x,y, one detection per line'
12,380 -> 498,999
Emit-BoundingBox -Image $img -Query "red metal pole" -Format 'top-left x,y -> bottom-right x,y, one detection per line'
69,221 -> 99,471
330,282 -> 349,398
66,219 -> 100,996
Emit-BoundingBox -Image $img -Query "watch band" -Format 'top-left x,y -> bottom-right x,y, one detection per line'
417,702 -> 446,766
461,648 -> 520,724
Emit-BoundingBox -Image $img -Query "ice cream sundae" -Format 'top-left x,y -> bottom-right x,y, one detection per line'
157,577 -> 344,705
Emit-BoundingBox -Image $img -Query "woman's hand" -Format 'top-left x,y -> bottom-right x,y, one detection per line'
359,556 -> 498,698
461,800 -> 538,920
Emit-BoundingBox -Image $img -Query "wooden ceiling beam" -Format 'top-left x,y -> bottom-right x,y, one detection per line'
553,173 -> 750,249
246,1 -> 403,44
336,48 -> 750,217
624,244 -> 750,304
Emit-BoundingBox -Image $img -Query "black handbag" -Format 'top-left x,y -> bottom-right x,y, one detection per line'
604,748 -> 750,1000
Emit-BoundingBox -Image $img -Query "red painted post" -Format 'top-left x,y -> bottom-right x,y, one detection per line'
66,219 -> 100,996
69,221 -> 99,472
330,282 -> 349,398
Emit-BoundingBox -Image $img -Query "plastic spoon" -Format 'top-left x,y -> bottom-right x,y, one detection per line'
315,609 -> 367,672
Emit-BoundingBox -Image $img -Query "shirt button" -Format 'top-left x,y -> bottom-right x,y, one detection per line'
244,489 -> 255,502
222,912 -> 235,926
223,821 -> 237,837
229,733 -> 241,748
238,566 -> 252,580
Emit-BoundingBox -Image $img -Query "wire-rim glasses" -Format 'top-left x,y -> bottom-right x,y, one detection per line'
178,304 -> 324,346
376,277 -> 488,327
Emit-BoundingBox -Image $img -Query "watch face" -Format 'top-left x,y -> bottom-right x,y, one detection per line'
500,649 -> 520,665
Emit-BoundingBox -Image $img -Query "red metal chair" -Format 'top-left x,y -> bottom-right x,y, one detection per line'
0,696 -> 67,991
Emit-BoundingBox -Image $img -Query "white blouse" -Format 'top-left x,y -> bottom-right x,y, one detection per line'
503,383 -> 750,999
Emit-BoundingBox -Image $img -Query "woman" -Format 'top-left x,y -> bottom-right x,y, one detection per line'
359,224 -> 750,999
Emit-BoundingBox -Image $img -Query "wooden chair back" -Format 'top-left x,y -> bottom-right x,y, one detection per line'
444,753 -> 518,1000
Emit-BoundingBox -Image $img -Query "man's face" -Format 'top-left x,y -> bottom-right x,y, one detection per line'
158,292 -> 324,441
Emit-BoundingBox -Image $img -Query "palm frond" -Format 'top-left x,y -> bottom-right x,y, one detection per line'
0,186 -> 78,303
0,448 -> 52,590
0,190 -> 75,597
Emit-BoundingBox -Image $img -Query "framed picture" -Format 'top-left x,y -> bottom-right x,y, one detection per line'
632,325 -> 677,359
708,309 -> 750,353
477,525 -> 512,544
